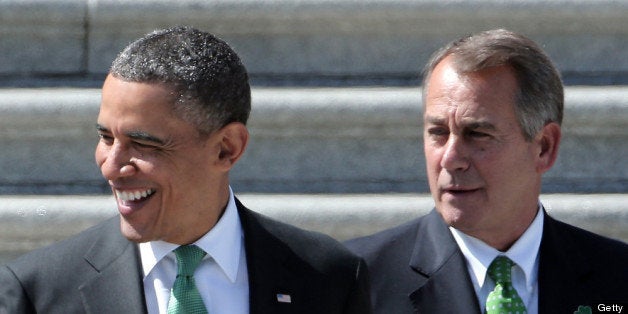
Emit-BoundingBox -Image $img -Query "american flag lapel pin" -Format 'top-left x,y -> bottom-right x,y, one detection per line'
276,293 -> 292,303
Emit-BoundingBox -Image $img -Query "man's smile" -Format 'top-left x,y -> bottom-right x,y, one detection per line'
115,188 -> 156,203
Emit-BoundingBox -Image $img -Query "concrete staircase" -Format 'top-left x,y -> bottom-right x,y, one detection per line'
1,0 -> 627,263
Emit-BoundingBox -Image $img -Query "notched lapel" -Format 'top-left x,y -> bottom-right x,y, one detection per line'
79,218 -> 147,314
408,211 -> 481,314
409,260 -> 481,314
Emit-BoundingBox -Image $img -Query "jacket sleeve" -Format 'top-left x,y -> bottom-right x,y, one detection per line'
0,265 -> 36,314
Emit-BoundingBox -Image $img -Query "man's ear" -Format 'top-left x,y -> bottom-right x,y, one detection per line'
535,122 -> 561,174
215,122 -> 249,171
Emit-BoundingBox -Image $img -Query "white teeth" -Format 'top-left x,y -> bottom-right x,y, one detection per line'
116,189 -> 154,202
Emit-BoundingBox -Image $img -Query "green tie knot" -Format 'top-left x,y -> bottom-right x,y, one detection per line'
485,256 -> 526,314
173,245 -> 206,277
488,255 -> 514,284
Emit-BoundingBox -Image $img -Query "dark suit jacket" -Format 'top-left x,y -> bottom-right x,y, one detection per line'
345,209 -> 628,314
0,198 -> 372,314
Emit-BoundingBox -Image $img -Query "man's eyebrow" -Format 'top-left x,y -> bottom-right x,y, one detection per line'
423,116 -> 497,131
126,130 -> 166,145
95,124 -> 166,145
96,123 -> 108,132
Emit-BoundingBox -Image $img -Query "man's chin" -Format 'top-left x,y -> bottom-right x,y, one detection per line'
436,205 -> 478,228
119,216 -> 152,243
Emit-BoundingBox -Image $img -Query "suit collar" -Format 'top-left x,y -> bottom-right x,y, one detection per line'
76,198 -> 302,314
79,217 -> 147,313
408,210 -> 481,314
449,205 -> 544,292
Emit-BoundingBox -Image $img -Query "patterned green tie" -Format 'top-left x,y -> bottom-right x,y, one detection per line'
485,256 -> 527,314
167,245 -> 208,314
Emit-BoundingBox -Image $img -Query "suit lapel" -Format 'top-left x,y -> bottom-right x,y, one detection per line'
408,210 -> 481,314
79,217 -> 147,313
236,198 -> 302,314
538,212 -> 592,313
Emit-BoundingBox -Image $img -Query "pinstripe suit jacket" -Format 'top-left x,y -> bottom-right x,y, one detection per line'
346,209 -> 628,313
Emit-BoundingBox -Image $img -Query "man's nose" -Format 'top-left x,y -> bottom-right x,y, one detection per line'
440,135 -> 470,172
99,142 -> 137,181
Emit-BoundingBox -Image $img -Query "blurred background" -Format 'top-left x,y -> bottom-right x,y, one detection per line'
1,0 -> 627,263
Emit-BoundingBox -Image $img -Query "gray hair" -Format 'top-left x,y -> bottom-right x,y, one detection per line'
421,29 -> 563,141
110,26 -> 251,134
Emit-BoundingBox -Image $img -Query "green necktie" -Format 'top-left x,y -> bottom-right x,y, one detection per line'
485,256 -> 527,314
167,245 -> 208,314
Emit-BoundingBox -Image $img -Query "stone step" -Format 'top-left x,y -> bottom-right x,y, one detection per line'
0,193 -> 626,264
1,86 -> 627,194
2,0 -> 628,84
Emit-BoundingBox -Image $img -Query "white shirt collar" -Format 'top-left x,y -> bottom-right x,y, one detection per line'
449,203 -> 544,291
139,187 -> 244,283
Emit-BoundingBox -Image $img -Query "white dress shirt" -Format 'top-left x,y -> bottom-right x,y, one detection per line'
449,204 -> 544,314
139,188 -> 249,314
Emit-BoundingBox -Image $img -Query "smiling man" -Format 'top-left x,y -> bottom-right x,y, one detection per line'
95,76 -> 234,245
346,29 -> 628,313
0,26 -> 371,314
